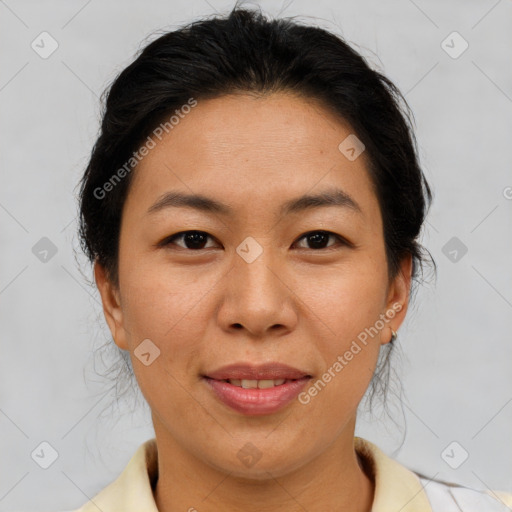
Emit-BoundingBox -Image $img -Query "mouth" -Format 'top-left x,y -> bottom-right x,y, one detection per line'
203,363 -> 312,416
214,378 -> 291,389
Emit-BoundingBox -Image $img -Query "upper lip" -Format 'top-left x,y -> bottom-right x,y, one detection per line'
205,363 -> 311,381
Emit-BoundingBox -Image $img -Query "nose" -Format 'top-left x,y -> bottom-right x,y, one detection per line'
216,245 -> 298,338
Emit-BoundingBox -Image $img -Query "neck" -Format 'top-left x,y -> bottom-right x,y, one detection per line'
153,418 -> 374,512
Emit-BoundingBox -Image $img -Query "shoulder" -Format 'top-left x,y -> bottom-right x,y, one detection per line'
354,437 -> 512,512
417,474 -> 512,512
61,438 -> 159,512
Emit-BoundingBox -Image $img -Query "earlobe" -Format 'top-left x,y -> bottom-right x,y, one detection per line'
94,260 -> 129,351
382,254 -> 413,344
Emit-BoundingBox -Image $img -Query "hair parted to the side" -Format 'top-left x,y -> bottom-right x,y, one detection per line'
77,4 -> 436,427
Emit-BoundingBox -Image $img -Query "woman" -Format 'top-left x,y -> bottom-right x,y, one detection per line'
71,6 -> 512,512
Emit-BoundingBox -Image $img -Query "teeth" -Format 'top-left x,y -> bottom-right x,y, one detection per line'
257,379 -> 275,389
228,379 -> 288,388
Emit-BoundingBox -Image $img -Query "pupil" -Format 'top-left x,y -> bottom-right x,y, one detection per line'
308,232 -> 328,249
185,231 -> 207,249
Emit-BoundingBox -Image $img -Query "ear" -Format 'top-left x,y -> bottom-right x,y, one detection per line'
381,253 -> 413,345
94,260 -> 129,351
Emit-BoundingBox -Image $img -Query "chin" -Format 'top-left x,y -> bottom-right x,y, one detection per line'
202,443 -> 313,481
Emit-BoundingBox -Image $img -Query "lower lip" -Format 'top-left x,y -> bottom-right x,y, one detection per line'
204,377 -> 310,416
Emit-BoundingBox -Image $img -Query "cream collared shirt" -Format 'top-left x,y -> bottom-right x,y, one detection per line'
67,437 -> 512,512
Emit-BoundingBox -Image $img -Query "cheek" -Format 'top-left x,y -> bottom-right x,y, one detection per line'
118,269 -> 208,420
119,255 -> 213,343
297,266 -> 388,419
307,254 -> 389,343
303,256 -> 388,397
117,262 -> 217,409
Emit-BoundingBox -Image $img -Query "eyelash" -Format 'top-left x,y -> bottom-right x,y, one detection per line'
158,230 -> 351,252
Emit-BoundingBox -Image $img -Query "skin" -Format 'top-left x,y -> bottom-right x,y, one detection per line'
95,91 -> 412,512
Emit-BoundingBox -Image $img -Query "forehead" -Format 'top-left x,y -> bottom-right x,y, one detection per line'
125,92 -> 379,222
142,92 -> 360,165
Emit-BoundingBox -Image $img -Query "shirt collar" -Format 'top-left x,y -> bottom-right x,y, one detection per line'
354,436 -> 432,512
78,436 -> 432,512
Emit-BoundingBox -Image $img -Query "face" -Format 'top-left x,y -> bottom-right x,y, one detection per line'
95,92 -> 411,479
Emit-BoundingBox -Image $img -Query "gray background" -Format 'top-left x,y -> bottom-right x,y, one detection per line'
1,0 -> 511,510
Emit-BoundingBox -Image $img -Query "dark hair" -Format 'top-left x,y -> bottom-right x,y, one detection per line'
77,5 -> 435,420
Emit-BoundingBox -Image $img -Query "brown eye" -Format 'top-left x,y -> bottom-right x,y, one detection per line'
160,230 -> 218,250
158,229 -> 349,252
294,231 -> 347,250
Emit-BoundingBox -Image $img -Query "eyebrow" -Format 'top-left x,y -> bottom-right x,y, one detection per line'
146,187 -> 363,217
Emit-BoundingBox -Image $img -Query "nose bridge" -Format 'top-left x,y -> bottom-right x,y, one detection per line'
233,236 -> 282,303
219,236 -> 294,335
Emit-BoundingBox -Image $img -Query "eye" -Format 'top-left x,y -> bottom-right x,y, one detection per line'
293,230 -> 348,251
159,230 -> 218,250
158,230 -> 349,251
